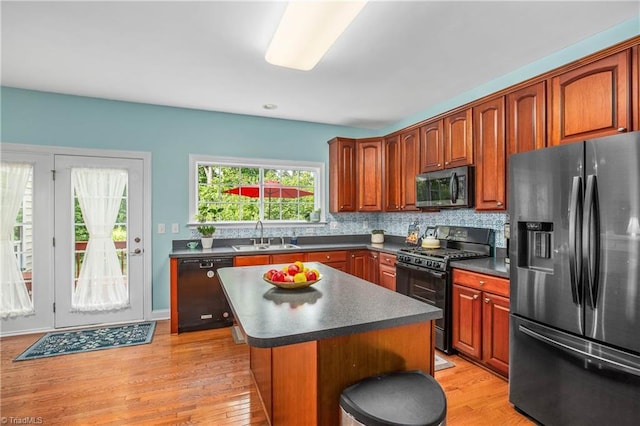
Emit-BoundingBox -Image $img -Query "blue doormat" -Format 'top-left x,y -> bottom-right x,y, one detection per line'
14,321 -> 156,361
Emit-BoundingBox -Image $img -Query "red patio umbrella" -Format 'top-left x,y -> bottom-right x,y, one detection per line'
224,181 -> 313,217
224,181 -> 313,198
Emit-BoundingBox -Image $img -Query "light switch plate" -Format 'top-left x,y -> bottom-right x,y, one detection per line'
157,223 -> 166,234
171,223 -> 179,233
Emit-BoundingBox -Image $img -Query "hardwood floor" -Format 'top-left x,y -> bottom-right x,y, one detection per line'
1,320 -> 533,425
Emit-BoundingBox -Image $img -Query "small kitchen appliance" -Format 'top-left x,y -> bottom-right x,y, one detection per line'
415,166 -> 474,209
395,226 -> 493,353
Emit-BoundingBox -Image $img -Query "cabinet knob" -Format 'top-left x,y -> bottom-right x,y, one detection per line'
485,298 -> 490,304
437,163 -> 442,167
617,127 -> 627,133
496,201 -> 503,207
479,280 -> 485,286
373,255 -> 378,259
326,255 -> 331,260
445,161 -> 450,165
473,295 -> 479,300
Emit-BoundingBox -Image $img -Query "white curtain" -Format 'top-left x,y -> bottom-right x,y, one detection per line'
0,163 -> 34,318
72,168 -> 129,311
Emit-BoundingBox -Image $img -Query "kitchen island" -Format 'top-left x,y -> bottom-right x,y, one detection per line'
217,262 -> 442,426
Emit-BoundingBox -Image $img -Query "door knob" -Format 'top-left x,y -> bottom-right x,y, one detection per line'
134,237 -> 141,243
130,248 -> 142,255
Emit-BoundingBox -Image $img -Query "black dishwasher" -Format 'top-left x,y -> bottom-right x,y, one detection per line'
177,257 -> 234,332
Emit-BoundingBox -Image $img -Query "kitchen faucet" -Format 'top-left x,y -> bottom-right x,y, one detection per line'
255,220 -> 265,245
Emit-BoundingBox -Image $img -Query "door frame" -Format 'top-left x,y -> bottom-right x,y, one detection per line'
0,143 -> 152,336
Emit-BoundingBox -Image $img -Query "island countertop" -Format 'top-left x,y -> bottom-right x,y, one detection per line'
217,262 -> 442,348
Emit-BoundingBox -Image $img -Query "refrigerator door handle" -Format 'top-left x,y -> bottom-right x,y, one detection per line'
449,172 -> 458,204
569,176 -> 583,306
583,174 -> 601,309
519,324 -> 640,378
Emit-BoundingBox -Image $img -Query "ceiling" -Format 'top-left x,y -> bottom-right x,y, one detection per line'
2,1 -> 638,130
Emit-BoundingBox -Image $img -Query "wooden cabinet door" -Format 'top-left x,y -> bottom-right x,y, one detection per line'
550,50 -> 631,145
271,253 -> 303,265
384,129 -> 420,212
633,45 -> 639,131
378,264 -> 396,291
328,138 -> 357,213
474,96 -> 506,211
400,128 -> 421,211
234,255 -> 271,266
444,108 -> 473,168
419,119 -> 444,172
482,293 -> 510,377
383,135 -> 402,211
357,138 -> 383,212
349,250 -> 367,279
507,81 -> 546,156
452,284 -> 482,359
367,251 -> 380,284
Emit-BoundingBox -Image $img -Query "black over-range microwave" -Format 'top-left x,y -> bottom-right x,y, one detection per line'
416,166 -> 474,209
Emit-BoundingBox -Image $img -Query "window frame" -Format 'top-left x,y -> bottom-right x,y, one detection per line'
188,154 -> 325,227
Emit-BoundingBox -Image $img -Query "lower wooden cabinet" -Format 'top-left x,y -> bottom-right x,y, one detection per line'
306,250 -> 348,272
452,269 -> 510,377
378,252 -> 396,291
349,250 -> 379,283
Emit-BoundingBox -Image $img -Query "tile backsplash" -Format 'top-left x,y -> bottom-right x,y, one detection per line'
211,209 -> 507,249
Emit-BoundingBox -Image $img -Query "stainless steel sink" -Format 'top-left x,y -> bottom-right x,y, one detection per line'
231,243 -> 300,252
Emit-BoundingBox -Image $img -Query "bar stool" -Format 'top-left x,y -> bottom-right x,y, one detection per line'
340,370 -> 447,426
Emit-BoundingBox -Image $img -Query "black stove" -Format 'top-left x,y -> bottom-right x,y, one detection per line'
397,246 -> 491,271
395,226 -> 494,354
397,226 -> 493,271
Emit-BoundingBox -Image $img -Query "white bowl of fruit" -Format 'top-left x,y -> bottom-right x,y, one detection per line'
263,261 -> 321,289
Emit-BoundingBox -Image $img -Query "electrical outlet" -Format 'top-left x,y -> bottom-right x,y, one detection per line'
171,223 -> 179,233
158,223 -> 166,234
363,220 -> 368,229
330,221 -> 338,230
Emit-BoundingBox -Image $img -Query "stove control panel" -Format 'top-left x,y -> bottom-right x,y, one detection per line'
397,254 -> 447,271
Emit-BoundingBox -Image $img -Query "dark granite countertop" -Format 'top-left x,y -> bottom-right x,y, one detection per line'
217,262 -> 443,348
170,234 -> 508,278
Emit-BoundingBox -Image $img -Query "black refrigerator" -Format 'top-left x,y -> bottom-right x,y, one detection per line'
508,132 -> 640,425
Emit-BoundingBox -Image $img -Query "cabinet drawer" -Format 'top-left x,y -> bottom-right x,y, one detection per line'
453,269 -> 509,297
378,252 -> 396,266
307,251 -> 348,263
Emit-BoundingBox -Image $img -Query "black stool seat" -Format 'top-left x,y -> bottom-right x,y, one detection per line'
340,370 -> 447,426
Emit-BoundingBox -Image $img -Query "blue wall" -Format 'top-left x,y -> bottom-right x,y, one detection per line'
2,17 -> 638,312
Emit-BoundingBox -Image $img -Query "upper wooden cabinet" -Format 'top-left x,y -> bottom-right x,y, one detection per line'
444,108 -> 474,168
507,81 -> 547,156
328,137 -> 357,213
549,50 -> 631,145
419,108 -> 473,173
633,45 -> 639,131
419,119 -> 444,173
384,128 -> 420,211
474,96 -> 506,211
357,138 -> 383,212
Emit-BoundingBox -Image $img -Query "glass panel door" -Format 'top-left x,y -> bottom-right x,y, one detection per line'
1,152 -> 54,334
54,155 -> 144,328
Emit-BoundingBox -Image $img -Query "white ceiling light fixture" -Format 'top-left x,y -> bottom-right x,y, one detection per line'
265,0 -> 368,71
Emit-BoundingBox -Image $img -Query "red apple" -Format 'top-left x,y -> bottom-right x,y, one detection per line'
305,271 -> 317,281
265,269 -> 278,280
272,271 -> 285,282
287,264 -> 300,276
